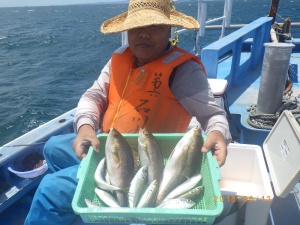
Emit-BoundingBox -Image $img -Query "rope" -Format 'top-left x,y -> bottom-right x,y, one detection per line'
247,93 -> 300,130
276,13 -> 285,21
272,15 -> 292,42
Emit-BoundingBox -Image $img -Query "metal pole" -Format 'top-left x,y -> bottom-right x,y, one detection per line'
256,43 -> 294,114
268,0 -> 280,24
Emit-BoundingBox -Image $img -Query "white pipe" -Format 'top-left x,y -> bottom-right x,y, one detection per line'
199,1 -> 207,37
224,0 -> 233,27
205,16 -> 225,25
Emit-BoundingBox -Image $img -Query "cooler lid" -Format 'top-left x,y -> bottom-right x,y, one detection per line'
263,110 -> 300,198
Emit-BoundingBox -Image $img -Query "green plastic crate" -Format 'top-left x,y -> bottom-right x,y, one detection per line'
72,133 -> 223,224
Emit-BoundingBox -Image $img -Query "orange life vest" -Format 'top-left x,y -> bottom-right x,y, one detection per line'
101,46 -> 205,133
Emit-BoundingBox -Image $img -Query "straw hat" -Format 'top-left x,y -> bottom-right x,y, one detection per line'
101,0 -> 200,34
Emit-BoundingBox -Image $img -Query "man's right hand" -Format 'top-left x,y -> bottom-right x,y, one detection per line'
72,124 -> 100,160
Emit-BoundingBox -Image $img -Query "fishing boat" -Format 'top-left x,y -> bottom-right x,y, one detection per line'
1,0 -> 300,224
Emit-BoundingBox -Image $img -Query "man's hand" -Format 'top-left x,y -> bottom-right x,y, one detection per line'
72,125 -> 100,160
201,130 -> 227,166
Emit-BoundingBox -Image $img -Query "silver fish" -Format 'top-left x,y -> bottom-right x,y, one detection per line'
137,180 -> 159,208
105,170 -> 110,185
84,198 -> 101,208
138,128 -> 164,184
94,187 -> 121,208
179,185 -> 204,201
157,198 -> 196,209
128,166 -> 148,208
162,173 -> 202,202
94,157 -> 123,191
105,128 -> 135,207
156,126 -> 203,206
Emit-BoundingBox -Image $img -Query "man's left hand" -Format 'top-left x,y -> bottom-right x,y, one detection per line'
201,130 -> 227,166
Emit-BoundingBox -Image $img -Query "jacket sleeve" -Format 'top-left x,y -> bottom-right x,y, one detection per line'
170,60 -> 232,145
73,59 -> 111,133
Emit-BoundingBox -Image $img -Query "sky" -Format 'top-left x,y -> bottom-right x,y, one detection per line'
0,0 -> 127,8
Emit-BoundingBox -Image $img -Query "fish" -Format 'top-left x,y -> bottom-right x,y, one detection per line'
161,173 -> 202,202
137,180 -> 159,208
178,185 -> 204,201
84,198 -> 101,208
157,198 -> 196,209
138,128 -> 164,184
105,128 -> 135,207
128,165 -> 148,208
130,145 -> 141,172
155,126 -> 203,206
94,157 -> 123,192
94,187 -> 121,208
105,170 -> 110,185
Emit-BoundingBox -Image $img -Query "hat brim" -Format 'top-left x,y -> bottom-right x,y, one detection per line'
101,9 -> 200,34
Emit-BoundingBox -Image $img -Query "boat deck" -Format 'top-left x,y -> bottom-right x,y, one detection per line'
215,49 -> 300,225
201,17 -> 300,224
226,50 -> 300,114
227,50 -> 300,146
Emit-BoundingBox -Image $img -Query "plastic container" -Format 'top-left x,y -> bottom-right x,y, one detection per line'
216,143 -> 274,225
72,133 -> 223,224
215,110 -> 300,225
7,150 -> 48,179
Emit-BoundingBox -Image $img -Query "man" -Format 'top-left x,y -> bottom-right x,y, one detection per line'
25,0 -> 231,224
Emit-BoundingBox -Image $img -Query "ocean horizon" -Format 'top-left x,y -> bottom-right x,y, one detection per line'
0,0 -> 299,146
0,0 -> 129,8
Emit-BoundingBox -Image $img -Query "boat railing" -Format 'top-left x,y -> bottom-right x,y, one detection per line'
201,17 -> 273,87
121,0 -> 234,50
177,0 -> 234,54
0,109 -> 76,168
0,108 -> 76,213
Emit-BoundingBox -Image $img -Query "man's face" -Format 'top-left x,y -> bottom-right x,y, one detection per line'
128,25 -> 171,66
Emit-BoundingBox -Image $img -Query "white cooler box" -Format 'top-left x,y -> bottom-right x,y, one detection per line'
215,110 -> 300,225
